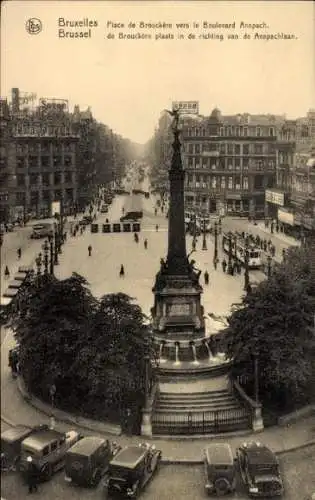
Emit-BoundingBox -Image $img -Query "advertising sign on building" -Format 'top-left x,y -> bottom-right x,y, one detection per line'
39,98 -> 68,115
172,101 -> 199,114
277,208 -> 294,226
51,201 -> 61,216
265,189 -> 285,206
19,92 -> 37,107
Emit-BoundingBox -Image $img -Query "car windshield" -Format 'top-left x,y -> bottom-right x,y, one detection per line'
108,464 -> 135,481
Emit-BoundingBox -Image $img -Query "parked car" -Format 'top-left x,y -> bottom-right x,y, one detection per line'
100,205 -> 109,214
105,443 -> 162,498
20,428 -> 80,481
65,437 -> 121,487
30,223 -> 54,239
237,441 -> 284,497
203,443 -> 236,495
79,216 -> 93,226
1,425 -> 49,471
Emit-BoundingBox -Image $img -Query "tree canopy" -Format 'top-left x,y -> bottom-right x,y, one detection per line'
225,243 -> 315,413
8,273 -> 155,429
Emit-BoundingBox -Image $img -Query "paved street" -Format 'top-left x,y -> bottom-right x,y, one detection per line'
1,446 -> 315,499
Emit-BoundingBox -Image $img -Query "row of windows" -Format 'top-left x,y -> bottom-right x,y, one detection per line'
15,189 -> 74,203
13,125 -> 75,137
16,173 -> 74,186
185,126 -> 276,138
184,142 -> 276,155
17,156 -> 73,168
16,144 -> 75,154
185,158 -> 275,170
186,175 -> 249,190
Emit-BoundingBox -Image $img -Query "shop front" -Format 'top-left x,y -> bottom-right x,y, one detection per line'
265,189 -> 287,219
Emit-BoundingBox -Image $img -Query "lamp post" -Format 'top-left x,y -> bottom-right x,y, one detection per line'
35,253 -> 42,276
253,350 -> 259,403
48,234 -> 54,275
214,222 -> 218,263
202,218 -> 207,250
227,232 -> 233,275
267,255 -> 272,278
244,244 -> 250,291
54,231 -> 59,265
43,240 -> 49,275
49,383 -> 56,430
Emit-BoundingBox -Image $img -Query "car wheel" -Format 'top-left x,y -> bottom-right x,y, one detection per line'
214,477 -> 230,495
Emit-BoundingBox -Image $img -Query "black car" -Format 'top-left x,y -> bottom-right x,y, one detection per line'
237,441 -> 284,497
105,443 -> 161,498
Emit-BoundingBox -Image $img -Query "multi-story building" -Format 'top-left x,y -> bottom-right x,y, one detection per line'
0,89 -> 80,222
151,106 -> 296,217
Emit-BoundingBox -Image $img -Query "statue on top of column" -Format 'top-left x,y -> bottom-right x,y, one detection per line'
164,108 -> 180,133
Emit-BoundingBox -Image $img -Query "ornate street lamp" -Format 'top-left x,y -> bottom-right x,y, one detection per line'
214,222 -> 218,263
202,218 -> 207,250
244,244 -> 250,291
253,349 -> 259,403
43,240 -> 49,275
54,231 -> 59,265
267,255 -> 272,278
35,253 -> 42,276
227,232 -> 233,275
48,234 -> 54,275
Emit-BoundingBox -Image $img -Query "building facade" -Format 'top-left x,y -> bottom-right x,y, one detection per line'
151,107 -> 296,217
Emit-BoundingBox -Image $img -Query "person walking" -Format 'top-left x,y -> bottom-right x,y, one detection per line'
221,259 -> 227,273
213,257 -> 218,270
4,266 -> 10,279
17,248 -> 22,259
204,270 -> 209,285
144,238 -> 148,250
155,224 -> 159,232
88,245 -> 92,257
119,264 -> 125,277
25,456 -> 39,494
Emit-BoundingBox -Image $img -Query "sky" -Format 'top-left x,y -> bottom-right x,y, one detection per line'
1,1 -> 314,144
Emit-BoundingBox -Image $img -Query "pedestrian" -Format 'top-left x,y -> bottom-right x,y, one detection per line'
154,208 -> 157,216
237,261 -> 242,274
192,239 -> 196,251
88,245 -> 92,257
119,264 -> 125,277
282,248 -> 286,262
144,238 -> 148,250
155,224 -> 159,232
246,283 -> 252,295
25,456 -> 39,494
204,270 -> 209,285
270,222 -> 274,234
17,248 -> 22,259
213,258 -> 218,270
134,232 -> 139,243
276,223 -> 279,233
221,259 -> 227,273
4,266 -> 10,279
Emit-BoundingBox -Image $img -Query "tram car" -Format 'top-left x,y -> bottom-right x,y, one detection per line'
222,232 -> 262,269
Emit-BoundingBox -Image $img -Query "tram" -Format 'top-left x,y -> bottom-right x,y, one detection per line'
222,232 -> 262,269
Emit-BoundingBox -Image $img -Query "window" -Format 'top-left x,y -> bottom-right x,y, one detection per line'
243,158 -> 249,169
235,127 -> 240,136
243,176 -> 249,189
211,177 -> 216,188
219,143 -> 226,154
256,127 -> 262,137
221,176 -> 226,188
227,127 -> 232,136
228,177 -> 233,189
269,127 -> 274,137
17,175 -> 24,187
54,173 -> 61,185
53,156 -> 62,167
64,156 -> 72,166
195,144 -> 200,154
30,174 -> 38,185
227,143 -> 234,155
65,172 -> 72,184
195,128 -> 200,137
41,157 -> 50,168
16,144 -> 24,154
235,158 -> 241,169
227,158 -> 233,170
51,441 -> 58,452
234,144 -> 241,155
235,176 -> 241,190
202,128 -> 206,136
243,127 -> 248,137
254,144 -> 263,155
195,156 -> 201,168
29,156 -> 38,168
211,163 -> 216,170
43,446 -> 50,456
202,157 -> 208,169
188,143 -> 194,154
188,157 -> 193,168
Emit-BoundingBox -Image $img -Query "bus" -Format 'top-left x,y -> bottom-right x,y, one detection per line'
222,232 -> 262,269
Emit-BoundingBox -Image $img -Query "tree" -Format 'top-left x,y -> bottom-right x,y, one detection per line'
225,245 -> 315,413
8,276 -> 155,431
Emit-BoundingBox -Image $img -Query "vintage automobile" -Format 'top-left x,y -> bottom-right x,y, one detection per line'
105,443 -> 162,498
20,428 -> 80,481
100,205 -> 109,213
64,437 -> 121,487
79,216 -> 93,226
30,223 -> 54,239
237,441 -> 284,497
1,425 -> 48,471
203,443 -> 236,495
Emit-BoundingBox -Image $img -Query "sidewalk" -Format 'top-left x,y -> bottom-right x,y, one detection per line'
254,222 -> 300,248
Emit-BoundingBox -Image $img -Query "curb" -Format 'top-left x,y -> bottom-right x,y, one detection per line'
16,377 -> 122,437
